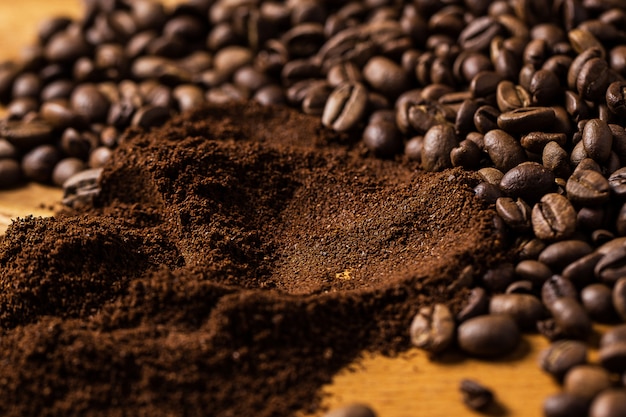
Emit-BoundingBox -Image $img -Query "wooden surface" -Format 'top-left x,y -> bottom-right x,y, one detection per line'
0,2 -> 569,416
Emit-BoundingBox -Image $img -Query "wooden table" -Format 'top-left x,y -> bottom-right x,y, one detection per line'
0,2 -> 566,416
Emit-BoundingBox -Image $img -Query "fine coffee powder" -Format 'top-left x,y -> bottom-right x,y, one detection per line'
0,102 -> 504,416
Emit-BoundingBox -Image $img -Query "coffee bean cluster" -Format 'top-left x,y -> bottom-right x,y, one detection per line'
4,0 -> 626,415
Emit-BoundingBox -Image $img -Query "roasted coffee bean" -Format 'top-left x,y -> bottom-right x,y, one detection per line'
609,168 -> 626,199
516,237 -> 547,261
409,304 -> 455,354
499,162 -> 555,202
529,69 -> 560,105
0,119 -> 53,150
564,365 -> 611,402
470,71 -> 503,98
88,146 -> 112,169
489,293 -> 543,330
531,193 -> 577,241
458,16 -> 502,52
322,403 -> 377,417
483,129 -> 527,173
595,246 -> 626,285
543,392 -> 588,417
566,169 -> 610,206
454,99 -> 481,137
0,139 -> 18,160
539,340 -> 588,379
172,85 -> 205,113
565,91 -> 590,123
577,57 -> 611,102
457,314 -> 521,357
563,252 -> 604,288
130,105 -> 171,130
589,390 -> 626,417
617,203 -> 626,236
506,280 -> 534,294
21,144 -> 61,183
362,122 -> 402,158
450,139 -> 482,170
459,379 -> 494,411
301,83 -> 332,116
407,102 -> 453,135
404,136 -> 423,161
539,240 -> 593,272
52,158 -> 86,188
495,197 -> 531,231
548,297 -> 592,340
599,343 -> 626,374
582,283 -> 617,323
362,56 -> 409,99
70,84 -> 110,124
496,80 -> 531,112
583,119 -> 613,163
478,167 -> 504,185
497,107 -> 556,135
542,275 -> 578,306
606,81 -> 626,118
44,28 -> 89,63
515,260 -> 552,286
613,278 -> 626,322
482,263 -> 515,293
421,124 -> 457,172
322,82 -> 368,132
0,159 -> 22,189
62,167 -> 103,208
457,287 -> 489,323
473,105 -> 500,134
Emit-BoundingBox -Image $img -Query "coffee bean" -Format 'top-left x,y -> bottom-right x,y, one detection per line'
322,403 -> 376,417
539,240 -> 593,272
548,297 -> 592,340
130,105 -> 171,130
459,379 -> 494,411
478,167 -> 504,185
456,287 -> 489,323
470,71 -> 503,98
589,390 -> 626,417
21,144 -> 61,183
543,392 -> 588,417
612,278 -> 626,322
539,340 -> 588,379
542,275 -> 578,306
62,167 -> 103,208
362,56 -> 409,99
409,304 -> 455,354
70,84 -> 111,124
450,139 -> 482,170
421,124 -> 457,172
483,129 -> 527,173
563,365 -> 611,402
529,69 -> 561,105
500,162 -> 555,203
482,263 -> 515,293
473,105 -> 500,134
495,197 -> 531,231
458,16 -> 502,52
609,168 -> 626,199
563,252 -> 604,288
506,280 -> 534,294
0,119 -> 53,151
173,84 -> 205,113
44,28 -> 89,63
515,260 -> 552,286
566,169 -> 610,207
0,159 -> 22,189
52,158 -> 87,187
322,82 -> 368,132
407,102 -> 454,135
489,293 -> 543,330
497,107 -> 556,135
577,57 -> 611,102
496,80 -> 531,113
565,90 -> 591,123
595,246 -> 626,285
532,193 -> 577,241
606,81 -> 626,118
583,119 -> 613,163
457,314 -> 521,357
516,237 -> 547,261
362,122 -> 402,158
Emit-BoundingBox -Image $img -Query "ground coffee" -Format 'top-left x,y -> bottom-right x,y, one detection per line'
0,101 -> 504,416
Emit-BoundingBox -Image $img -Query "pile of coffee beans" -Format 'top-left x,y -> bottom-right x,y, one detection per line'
5,0 -> 626,415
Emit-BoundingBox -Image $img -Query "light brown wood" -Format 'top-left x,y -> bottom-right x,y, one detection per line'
0,2 -> 570,416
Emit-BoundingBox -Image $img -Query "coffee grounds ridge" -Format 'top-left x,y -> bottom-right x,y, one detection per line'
0,102 -> 506,417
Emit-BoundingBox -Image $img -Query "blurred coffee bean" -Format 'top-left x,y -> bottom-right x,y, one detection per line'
52,157 -> 86,187
362,121 -> 402,158
612,278 -> 626,322
563,252 -> 604,288
322,83 -> 368,132
130,105 -> 171,130
21,144 -> 60,183
539,240 -> 593,272
595,246 -> 626,285
495,197 -> 531,232
548,297 -> 592,340
588,390 -> 626,417
409,304 -> 455,354
542,275 -> 578,306
0,159 -> 22,189
70,84 -> 110,124
543,392 -> 588,417
473,105 -> 500,134
459,379 -> 494,411
581,283 -> 617,322
362,56 -> 409,99
457,314 -> 521,357
515,260 -> 552,286
539,340 -> 588,379
456,287 -> 489,323
0,119 -> 53,151
62,167 -> 103,209
489,293 -> 543,330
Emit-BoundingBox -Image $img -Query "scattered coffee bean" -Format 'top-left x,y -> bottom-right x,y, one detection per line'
459,379 -> 494,411
409,304 -> 455,354
589,389 -> 626,417
531,193 -> 577,241
563,365 -> 611,401
539,340 -> 588,379
489,293 -> 543,330
543,392 -> 589,417
457,314 -> 521,357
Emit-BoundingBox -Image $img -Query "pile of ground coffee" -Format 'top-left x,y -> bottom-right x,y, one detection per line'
0,101 -> 504,416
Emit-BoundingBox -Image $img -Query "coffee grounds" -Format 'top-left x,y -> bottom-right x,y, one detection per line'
0,102 -> 505,417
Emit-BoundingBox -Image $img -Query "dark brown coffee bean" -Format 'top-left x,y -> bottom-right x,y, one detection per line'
563,252 -> 604,288
473,105 -> 500,134
0,159 -> 22,189
606,81 -> 626,118
483,129 -> 527,173
407,102 -> 453,135
52,158 -> 86,187
70,84 -> 110,124
496,80 -> 531,112
478,167 -> 504,185
609,168 -> 626,199
11,72 -> 41,99
542,141 -> 572,179
548,297 -> 592,340
458,16 -> 502,52
459,379 -> 494,411
589,390 -> 626,417
421,124 -> 457,172
489,293 -> 543,330
539,340 -> 588,379
362,56 -> 409,99
543,392 -> 588,417
566,169 -> 610,206
582,283 -> 617,322
595,246 -> 626,285
564,365 -> 611,402
322,83 -> 368,132
322,403 -> 376,417
495,197 -> 531,231
130,105 -> 171,130
21,144 -> 61,183
515,260 -> 552,286
516,237 -> 547,261
539,241 -> 593,272
474,182 -> 504,204
404,136 -> 423,162
457,314 -> 520,357
565,90 -> 590,123
568,48 -> 604,90
613,278 -> 626,322
88,146 -> 112,170
499,162 -> 555,203
482,262 -> 515,293
529,69 -> 561,105
542,275 -> 578,306
531,193 -> 577,241
301,83 -> 332,116
497,107 -> 556,135
409,304 -> 455,354
6,98 -> 38,119
506,280 -> 534,294
40,100 -> 84,130
577,57 -> 611,102
583,119 -> 613,163
470,71 -> 503,98
362,122 -> 402,158
172,85 -> 205,113
0,119 -> 53,150
62,167 -> 103,208
450,139 -> 482,170
44,28 -> 89,63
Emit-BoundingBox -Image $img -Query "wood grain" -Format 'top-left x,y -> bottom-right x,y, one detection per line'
0,2 -> 565,416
